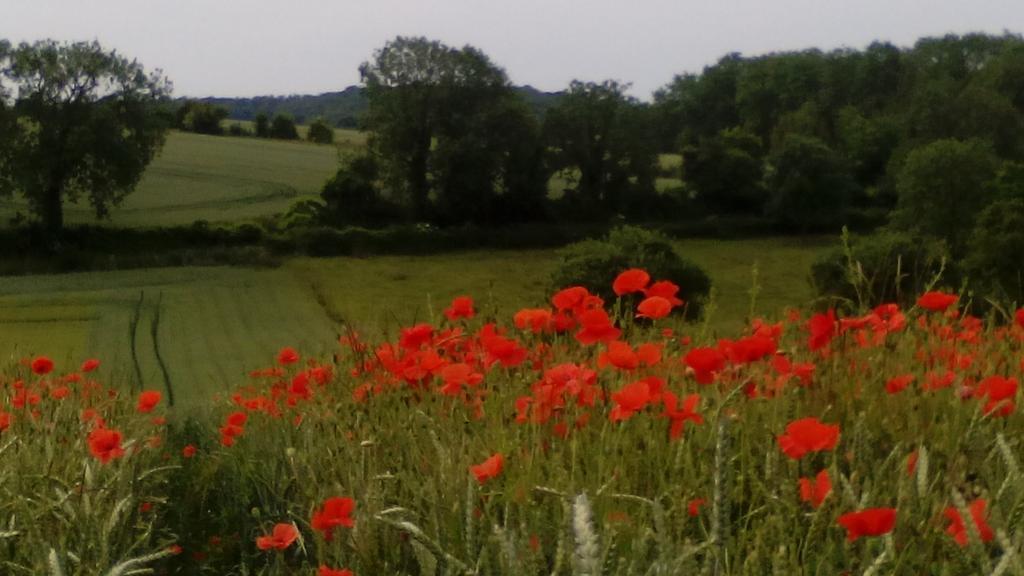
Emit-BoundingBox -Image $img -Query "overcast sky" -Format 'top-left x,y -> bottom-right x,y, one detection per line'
4,0 -> 1022,100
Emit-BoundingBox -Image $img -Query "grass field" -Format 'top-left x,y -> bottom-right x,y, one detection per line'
0,238 -> 829,404
0,131 -> 344,228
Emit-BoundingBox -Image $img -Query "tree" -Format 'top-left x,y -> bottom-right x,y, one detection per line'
360,36 -> 544,224
0,39 -> 171,245
307,117 -> 334,144
765,135 -> 858,232
682,126 -> 766,214
254,113 -> 269,138
268,113 -> 298,140
320,153 -> 399,226
543,80 -> 657,217
175,101 -> 228,135
892,138 -> 999,254
966,198 -> 1024,302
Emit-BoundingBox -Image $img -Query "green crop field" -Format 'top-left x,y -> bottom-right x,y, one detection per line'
0,131 -> 344,228
0,237 -> 829,405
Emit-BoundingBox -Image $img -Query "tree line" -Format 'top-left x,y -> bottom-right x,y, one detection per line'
2,34 -> 1024,255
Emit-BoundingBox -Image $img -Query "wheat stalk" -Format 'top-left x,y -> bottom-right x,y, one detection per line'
572,492 -> 600,576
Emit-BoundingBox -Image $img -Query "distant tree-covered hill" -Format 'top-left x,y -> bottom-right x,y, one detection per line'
189,85 -> 563,128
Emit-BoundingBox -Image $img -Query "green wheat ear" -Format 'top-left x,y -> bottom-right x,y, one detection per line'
47,549 -> 66,576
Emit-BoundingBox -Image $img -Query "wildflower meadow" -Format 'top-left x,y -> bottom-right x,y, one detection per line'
3,269 -> 1024,575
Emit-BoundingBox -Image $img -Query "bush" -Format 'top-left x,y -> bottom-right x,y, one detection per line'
550,225 -> 712,319
268,113 -> 299,140
810,230 -> 953,311
307,117 -> 334,144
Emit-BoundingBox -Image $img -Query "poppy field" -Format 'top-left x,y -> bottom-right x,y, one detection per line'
3,266 -> 1024,575
0,238 -> 827,400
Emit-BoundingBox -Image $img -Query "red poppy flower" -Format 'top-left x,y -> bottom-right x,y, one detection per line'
1016,308 -> 1024,329
513,308 -> 552,333
597,341 -> 639,371
88,427 -> 125,464
683,347 -> 726,384
777,417 -> 840,460
944,498 -> 994,546
798,469 -> 831,508
182,444 -> 197,458
636,296 -> 673,320
136,390 -> 162,414
444,296 -> 475,321
256,522 -> 299,551
807,310 -> 837,351
0,411 -> 11,432
81,358 -> 101,373
399,324 -> 435,350
662,392 -> 703,439
837,508 -> 897,541
470,453 -> 504,484
311,497 -> 356,540
917,291 -> 958,312
319,567 -> 354,576
975,375 -> 1018,417
277,347 -> 300,366
613,268 -> 650,296
574,309 -> 621,345
551,286 -> 590,311
31,356 -> 54,375
609,378 -> 659,422
227,411 -> 248,427
885,374 -> 915,395
643,280 -> 684,306
688,498 -> 706,517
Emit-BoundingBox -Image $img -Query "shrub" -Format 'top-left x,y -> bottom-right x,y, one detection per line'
268,113 -> 299,140
307,117 -> 334,144
811,230 -> 953,311
550,225 -> 712,318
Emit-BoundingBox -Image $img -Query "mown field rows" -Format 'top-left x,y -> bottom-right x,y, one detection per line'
0,238 -> 829,402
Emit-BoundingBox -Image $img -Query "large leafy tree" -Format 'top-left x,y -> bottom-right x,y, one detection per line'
544,80 -> 657,216
0,40 -> 171,245
893,138 -> 999,255
359,36 -> 544,224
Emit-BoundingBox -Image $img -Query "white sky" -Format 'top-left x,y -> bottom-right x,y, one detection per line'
4,0 -> 1023,100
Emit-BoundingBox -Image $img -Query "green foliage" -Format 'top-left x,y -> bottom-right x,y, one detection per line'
320,153 -> 400,227
254,112 -> 269,138
306,117 -> 334,144
543,80 -> 658,217
360,36 -> 547,224
0,39 -> 171,244
551,226 -> 711,318
965,198 -> 1024,304
268,113 -> 299,140
765,135 -> 858,233
811,230 -> 952,310
892,138 -> 999,255
682,126 -> 766,214
175,101 -> 229,135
